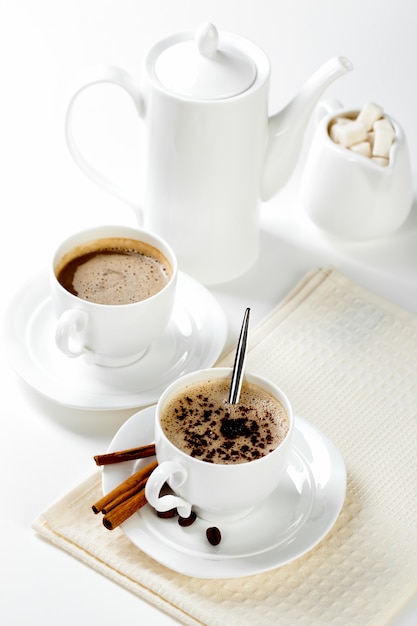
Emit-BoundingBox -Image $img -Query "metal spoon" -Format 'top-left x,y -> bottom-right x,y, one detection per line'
228,308 -> 250,404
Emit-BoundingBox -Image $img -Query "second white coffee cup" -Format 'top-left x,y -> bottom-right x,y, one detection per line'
51,225 -> 177,367
145,367 -> 294,523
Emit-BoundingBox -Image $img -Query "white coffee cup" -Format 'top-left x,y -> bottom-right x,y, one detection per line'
51,225 -> 177,367
145,367 -> 294,523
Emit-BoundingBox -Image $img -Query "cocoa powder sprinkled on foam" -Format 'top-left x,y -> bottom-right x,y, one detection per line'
161,379 -> 289,464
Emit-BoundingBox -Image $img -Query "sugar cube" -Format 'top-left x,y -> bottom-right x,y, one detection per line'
372,156 -> 389,167
329,119 -> 350,143
357,102 -> 384,131
372,129 -> 394,158
336,121 -> 368,147
349,141 -> 372,157
327,102 -> 396,166
373,118 -> 394,134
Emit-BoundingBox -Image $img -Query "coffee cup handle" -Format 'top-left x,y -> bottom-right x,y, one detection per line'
55,309 -> 89,358
65,65 -> 145,224
145,461 -> 192,518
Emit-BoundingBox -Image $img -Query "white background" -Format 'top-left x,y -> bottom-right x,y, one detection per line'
1,1 -> 416,625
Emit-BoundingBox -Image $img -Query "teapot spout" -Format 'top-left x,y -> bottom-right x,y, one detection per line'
261,56 -> 353,201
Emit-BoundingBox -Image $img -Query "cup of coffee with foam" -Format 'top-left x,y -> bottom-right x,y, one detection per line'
145,367 -> 294,523
51,225 -> 177,367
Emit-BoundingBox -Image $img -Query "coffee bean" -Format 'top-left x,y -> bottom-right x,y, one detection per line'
178,511 -> 197,527
206,526 -> 221,545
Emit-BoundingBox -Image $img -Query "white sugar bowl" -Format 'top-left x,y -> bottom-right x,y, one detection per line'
301,100 -> 413,240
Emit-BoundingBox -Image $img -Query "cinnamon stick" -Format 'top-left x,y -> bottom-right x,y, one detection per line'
103,488 -> 148,530
94,443 -> 156,466
92,460 -> 158,514
101,475 -> 149,514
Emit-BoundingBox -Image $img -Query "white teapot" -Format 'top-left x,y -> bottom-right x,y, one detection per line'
66,23 -> 352,284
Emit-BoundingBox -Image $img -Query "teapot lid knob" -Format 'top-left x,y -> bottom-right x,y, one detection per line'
196,22 -> 219,58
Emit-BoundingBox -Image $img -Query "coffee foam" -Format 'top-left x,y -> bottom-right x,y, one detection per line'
161,378 -> 289,464
56,237 -> 172,305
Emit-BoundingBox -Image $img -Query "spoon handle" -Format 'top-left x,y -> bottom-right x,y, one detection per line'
228,308 -> 250,404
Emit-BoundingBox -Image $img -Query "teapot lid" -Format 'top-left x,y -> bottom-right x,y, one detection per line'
153,23 -> 257,100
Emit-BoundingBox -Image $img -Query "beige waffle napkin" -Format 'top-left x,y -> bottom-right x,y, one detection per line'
33,267 -> 417,626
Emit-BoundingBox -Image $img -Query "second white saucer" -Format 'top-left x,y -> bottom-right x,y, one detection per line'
5,270 -> 228,410
103,406 -> 346,578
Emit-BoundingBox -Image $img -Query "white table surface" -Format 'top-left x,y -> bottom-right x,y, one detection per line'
1,1 -> 416,624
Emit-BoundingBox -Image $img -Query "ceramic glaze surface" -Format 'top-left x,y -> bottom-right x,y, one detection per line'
301,101 -> 413,239
145,368 -> 294,522
51,225 -> 177,367
65,24 -> 352,283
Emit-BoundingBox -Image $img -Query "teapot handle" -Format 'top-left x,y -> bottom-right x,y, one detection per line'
65,66 -> 144,223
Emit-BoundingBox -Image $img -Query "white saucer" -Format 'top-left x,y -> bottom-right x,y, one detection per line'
4,270 -> 227,410
102,406 -> 346,578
